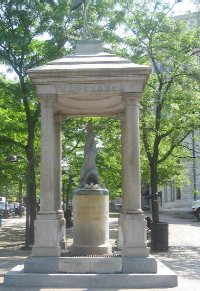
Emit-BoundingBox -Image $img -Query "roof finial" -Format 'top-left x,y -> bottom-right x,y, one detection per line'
71,0 -> 90,39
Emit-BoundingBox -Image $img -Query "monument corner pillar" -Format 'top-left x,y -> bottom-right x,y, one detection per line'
119,93 -> 149,259
54,115 -> 67,249
31,97 -> 61,261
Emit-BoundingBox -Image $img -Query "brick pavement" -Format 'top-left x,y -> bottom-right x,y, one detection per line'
0,213 -> 200,290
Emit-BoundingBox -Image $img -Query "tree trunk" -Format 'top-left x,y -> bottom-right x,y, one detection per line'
20,78 -> 38,247
26,129 -> 37,245
150,160 -> 159,223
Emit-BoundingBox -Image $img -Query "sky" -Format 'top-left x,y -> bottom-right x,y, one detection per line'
169,0 -> 197,15
0,0 -> 198,79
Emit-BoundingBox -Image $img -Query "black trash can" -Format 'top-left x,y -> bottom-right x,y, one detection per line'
151,222 -> 168,252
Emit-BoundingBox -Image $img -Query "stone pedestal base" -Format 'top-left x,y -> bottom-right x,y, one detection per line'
59,257 -> 122,273
122,256 -> 157,273
59,256 -> 157,274
32,217 -> 61,257
70,244 -> 112,256
120,213 -> 149,257
24,257 -> 59,273
71,189 -> 111,256
4,261 -> 177,288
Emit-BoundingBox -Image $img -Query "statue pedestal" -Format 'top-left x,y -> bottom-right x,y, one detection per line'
70,188 -> 112,255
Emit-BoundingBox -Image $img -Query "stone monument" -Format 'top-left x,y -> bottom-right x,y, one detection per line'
71,120 -> 111,255
4,40 -> 177,288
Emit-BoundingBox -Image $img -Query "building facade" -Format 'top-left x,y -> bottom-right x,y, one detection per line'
160,131 -> 200,209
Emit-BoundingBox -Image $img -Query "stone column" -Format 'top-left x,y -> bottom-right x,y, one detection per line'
54,116 -> 62,212
120,93 -> 149,259
31,97 -> 61,260
54,115 -> 66,249
39,98 -> 56,214
122,94 -> 142,213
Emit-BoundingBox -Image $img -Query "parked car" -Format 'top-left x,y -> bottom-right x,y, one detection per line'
191,199 -> 200,221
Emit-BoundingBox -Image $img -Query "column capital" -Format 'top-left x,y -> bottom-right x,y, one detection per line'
54,114 -> 64,123
39,95 -> 56,106
122,93 -> 141,106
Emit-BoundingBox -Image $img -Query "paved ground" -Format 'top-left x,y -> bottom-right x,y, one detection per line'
0,213 -> 200,290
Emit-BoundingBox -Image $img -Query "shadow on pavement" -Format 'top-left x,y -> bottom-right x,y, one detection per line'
152,246 -> 200,280
0,222 -> 25,248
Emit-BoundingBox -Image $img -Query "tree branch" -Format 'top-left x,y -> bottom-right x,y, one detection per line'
0,135 -> 25,149
158,130 -> 192,164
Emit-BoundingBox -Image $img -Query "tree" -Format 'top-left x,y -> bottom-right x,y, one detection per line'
0,76 -> 28,212
109,0 -> 200,222
0,0 -> 121,243
0,0 -> 80,244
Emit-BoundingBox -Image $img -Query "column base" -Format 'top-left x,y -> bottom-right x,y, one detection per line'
122,256 -> 157,273
32,217 -> 61,257
120,213 -> 149,257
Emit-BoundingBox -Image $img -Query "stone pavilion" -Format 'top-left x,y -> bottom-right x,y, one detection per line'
4,40 -> 177,289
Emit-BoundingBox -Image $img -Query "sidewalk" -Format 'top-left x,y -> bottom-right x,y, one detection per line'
0,214 -> 200,290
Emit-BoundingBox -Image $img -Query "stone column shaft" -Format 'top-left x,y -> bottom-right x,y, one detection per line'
54,116 -> 62,212
120,93 -> 149,258
54,116 -> 67,249
40,98 -> 56,213
31,97 -> 61,259
122,94 -> 142,213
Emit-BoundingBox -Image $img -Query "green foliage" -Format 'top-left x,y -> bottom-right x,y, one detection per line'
0,0 -> 200,209
62,117 -> 121,201
0,0 -> 80,243
110,0 -> 200,186
0,0 -> 80,74
103,0 -> 200,221
0,76 -> 29,201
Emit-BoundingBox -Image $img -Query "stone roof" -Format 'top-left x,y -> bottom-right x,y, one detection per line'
27,40 -> 151,117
